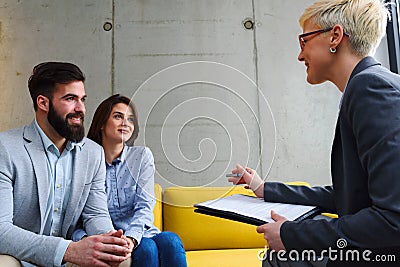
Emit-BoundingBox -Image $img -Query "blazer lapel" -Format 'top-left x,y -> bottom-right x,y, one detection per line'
23,122 -> 50,231
62,144 -> 88,236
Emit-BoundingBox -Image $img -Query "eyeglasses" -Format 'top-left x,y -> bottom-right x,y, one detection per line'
298,27 -> 350,50
298,28 -> 333,50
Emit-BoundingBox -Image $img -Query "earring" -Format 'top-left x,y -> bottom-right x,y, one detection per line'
330,47 -> 337,53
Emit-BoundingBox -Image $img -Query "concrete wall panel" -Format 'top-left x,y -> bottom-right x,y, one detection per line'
0,0 -> 112,131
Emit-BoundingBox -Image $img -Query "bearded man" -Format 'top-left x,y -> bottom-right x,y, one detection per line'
0,62 -> 132,267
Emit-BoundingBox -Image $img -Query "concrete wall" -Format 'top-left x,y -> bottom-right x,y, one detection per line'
0,0 -> 390,188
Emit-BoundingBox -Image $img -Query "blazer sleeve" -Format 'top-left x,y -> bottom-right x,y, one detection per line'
264,182 -> 336,213
280,71 -> 400,252
81,146 -> 114,235
0,139 -> 68,267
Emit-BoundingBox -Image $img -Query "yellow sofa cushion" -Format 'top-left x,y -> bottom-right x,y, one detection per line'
162,186 -> 267,251
186,248 -> 263,267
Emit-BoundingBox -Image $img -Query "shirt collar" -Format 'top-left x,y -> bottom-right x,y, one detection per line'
34,119 -> 83,153
109,145 -> 127,166
338,77 -> 350,110
338,86 -> 346,110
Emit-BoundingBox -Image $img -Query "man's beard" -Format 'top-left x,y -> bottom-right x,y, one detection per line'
48,101 -> 85,143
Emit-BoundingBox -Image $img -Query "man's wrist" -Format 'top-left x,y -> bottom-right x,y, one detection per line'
63,241 -> 76,264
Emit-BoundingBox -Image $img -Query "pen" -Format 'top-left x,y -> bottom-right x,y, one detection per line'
226,173 -> 243,177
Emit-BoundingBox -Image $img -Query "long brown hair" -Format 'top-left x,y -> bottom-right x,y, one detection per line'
88,94 -> 139,146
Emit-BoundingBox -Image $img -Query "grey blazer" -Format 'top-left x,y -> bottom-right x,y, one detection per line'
0,121 -> 114,266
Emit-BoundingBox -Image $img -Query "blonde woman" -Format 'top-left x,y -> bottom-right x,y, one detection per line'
229,0 -> 400,266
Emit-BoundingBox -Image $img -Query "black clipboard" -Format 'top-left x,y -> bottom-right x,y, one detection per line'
194,194 -> 321,226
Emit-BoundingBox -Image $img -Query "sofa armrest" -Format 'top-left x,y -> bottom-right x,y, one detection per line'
153,183 -> 163,230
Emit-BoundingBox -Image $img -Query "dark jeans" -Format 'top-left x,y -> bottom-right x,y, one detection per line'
131,231 -> 187,267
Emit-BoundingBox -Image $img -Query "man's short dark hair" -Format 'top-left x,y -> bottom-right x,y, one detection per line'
28,62 -> 86,111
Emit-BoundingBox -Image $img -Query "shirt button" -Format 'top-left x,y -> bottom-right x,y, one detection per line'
56,184 -> 62,189
54,208 -> 59,212
52,231 -> 57,235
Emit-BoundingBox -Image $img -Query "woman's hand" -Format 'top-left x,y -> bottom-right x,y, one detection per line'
228,164 -> 264,198
125,237 -> 137,251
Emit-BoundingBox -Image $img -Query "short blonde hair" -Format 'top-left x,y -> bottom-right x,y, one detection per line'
299,0 -> 389,56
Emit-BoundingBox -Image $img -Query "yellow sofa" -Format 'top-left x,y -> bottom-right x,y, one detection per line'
153,185 -> 267,267
153,182 -> 318,267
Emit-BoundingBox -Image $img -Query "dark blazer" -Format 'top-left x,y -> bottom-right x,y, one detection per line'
264,57 -> 400,252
